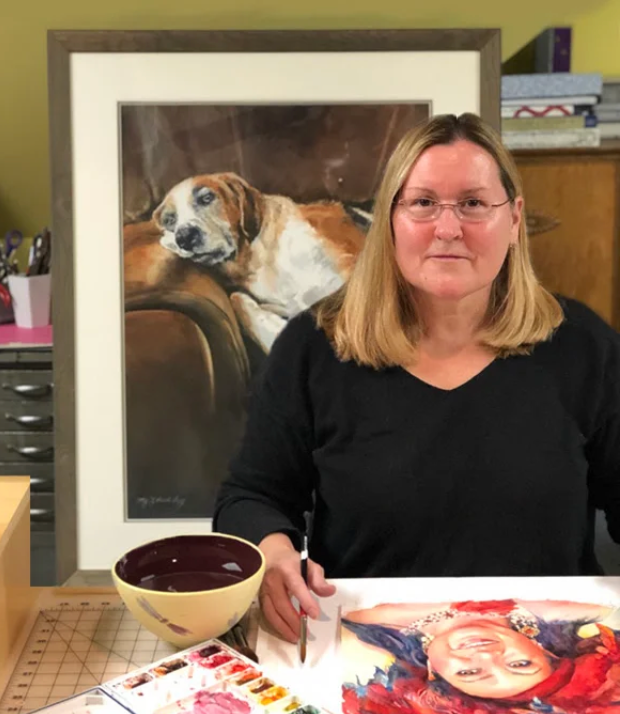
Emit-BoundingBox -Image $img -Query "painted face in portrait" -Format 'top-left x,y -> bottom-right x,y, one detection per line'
391,139 -> 523,304
426,619 -> 554,699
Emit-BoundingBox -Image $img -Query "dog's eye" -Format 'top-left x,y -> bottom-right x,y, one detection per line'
162,211 -> 177,229
196,191 -> 215,206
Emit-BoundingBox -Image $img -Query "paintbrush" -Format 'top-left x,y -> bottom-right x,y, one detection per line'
299,512 -> 310,664
232,621 -> 260,663
221,620 -> 259,663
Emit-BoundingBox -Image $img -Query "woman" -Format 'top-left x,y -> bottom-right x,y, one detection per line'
213,113 -> 620,644
341,598 -> 620,714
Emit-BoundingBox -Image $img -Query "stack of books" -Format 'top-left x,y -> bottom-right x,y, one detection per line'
501,72 -> 602,149
596,78 -> 620,140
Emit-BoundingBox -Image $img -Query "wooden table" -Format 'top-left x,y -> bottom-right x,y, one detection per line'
0,477 -> 38,693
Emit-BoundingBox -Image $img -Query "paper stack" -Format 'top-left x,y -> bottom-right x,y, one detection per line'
596,78 -> 620,140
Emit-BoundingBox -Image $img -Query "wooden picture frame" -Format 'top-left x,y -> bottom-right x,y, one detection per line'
48,28 -> 501,584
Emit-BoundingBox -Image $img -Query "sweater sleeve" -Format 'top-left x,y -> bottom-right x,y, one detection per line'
586,326 -> 620,543
212,313 -> 317,549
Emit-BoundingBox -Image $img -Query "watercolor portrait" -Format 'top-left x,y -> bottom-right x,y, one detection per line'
341,597 -> 620,714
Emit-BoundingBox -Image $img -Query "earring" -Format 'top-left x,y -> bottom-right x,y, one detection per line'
421,633 -> 434,654
427,659 -> 436,682
509,612 -> 540,639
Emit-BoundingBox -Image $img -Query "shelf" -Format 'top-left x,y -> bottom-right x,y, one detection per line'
0,324 -> 52,349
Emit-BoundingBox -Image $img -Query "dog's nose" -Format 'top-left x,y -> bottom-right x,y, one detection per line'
176,225 -> 202,251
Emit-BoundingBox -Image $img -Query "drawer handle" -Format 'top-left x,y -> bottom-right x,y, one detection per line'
5,414 -> 53,428
30,507 -> 54,521
3,384 -> 52,398
7,445 -> 54,461
30,476 -> 52,488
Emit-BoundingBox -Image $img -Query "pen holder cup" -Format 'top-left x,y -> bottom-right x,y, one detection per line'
7,273 -> 52,328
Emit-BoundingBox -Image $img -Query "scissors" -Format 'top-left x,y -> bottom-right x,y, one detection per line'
0,241 -> 13,308
28,229 -> 51,276
4,230 -> 23,261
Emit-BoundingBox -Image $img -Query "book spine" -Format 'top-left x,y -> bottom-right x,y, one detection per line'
602,80 -> 620,104
502,95 -> 599,107
600,122 -> 620,139
596,106 -> 620,122
534,27 -> 572,73
501,104 -> 595,118
502,127 -> 601,149
502,115 -> 587,131
553,28 -> 572,72
502,72 -> 602,99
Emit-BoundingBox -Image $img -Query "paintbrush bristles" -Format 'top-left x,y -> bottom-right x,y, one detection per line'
224,622 -> 260,663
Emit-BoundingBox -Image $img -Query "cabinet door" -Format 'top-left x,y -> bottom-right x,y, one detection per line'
517,156 -> 620,329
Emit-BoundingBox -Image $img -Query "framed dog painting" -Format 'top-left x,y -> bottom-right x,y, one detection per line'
48,28 -> 500,584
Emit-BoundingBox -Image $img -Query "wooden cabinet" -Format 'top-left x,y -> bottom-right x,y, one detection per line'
513,141 -> 620,330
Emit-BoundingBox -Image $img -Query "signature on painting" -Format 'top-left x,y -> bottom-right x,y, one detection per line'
135,495 -> 187,510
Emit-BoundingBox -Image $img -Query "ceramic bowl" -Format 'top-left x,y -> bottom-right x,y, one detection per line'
112,533 -> 265,647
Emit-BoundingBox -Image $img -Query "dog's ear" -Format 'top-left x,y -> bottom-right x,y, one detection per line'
223,174 -> 263,242
152,200 -> 165,228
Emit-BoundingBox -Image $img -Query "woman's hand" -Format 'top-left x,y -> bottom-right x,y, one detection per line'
258,532 -> 336,643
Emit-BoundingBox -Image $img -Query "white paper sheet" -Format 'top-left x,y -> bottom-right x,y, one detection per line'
255,575 -> 620,713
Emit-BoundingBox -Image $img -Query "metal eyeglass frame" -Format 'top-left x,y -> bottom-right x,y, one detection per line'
394,197 -> 512,222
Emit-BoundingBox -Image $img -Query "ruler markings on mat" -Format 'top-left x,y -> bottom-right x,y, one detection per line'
0,595 -> 176,713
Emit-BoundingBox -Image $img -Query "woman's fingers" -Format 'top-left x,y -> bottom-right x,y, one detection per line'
257,535 -> 336,643
260,588 -> 299,643
261,569 -> 305,638
307,560 -> 337,598
286,569 -> 322,620
260,567 -> 324,642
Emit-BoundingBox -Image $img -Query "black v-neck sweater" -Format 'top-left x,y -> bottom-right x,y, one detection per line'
213,296 -> 620,578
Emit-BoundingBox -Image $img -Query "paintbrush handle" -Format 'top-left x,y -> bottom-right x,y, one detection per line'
299,524 -> 310,663
300,531 -> 309,608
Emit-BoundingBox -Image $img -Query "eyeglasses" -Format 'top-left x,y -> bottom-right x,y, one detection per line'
395,197 -> 511,223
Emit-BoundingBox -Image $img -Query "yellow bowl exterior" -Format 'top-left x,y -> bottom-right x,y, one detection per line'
111,535 -> 265,648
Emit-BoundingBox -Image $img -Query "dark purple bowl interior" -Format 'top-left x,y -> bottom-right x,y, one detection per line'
114,535 -> 263,594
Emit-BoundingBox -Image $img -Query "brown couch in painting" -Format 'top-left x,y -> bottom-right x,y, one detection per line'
123,221 -> 253,519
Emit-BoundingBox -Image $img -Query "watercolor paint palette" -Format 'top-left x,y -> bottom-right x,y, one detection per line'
30,639 -> 325,714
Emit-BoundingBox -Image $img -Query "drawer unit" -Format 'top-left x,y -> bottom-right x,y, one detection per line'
31,530 -> 56,587
0,347 -> 54,586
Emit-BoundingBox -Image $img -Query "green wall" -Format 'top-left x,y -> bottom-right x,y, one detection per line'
571,0 -> 620,76
0,0 -> 616,234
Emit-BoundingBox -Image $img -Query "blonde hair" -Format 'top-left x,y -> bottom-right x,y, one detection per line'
313,112 -> 564,368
